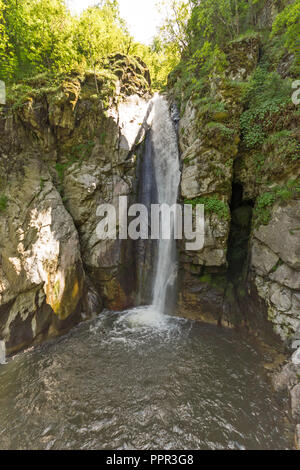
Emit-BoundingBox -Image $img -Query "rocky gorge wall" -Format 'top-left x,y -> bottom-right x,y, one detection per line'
170,24 -> 300,447
175,35 -> 300,346
0,55 -> 151,354
0,27 -> 299,446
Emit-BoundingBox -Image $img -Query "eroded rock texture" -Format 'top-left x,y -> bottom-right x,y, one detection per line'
175,32 -> 300,347
251,201 -> 300,341
176,36 -> 260,327
0,57 -> 151,353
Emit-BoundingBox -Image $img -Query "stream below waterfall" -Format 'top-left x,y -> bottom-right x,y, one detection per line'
0,308 -> 292,450
0,95 -> 293,450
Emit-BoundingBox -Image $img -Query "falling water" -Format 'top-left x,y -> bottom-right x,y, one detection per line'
123,94 -> 181,327
0,97 -> 291,451
151,94 -> 181,314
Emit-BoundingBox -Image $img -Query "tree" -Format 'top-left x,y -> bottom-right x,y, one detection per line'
157,0 -> 192,54
73,5 -> 129,66
188,0 -> 259,48
1,0 -> 76,80
272,0 -> 300,55
0,0 -> 16,80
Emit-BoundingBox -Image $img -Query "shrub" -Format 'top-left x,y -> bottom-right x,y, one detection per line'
184,196 -> 230,220
254,180 -> 300,226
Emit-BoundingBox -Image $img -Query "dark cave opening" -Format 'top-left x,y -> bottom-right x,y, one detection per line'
227,182 -> 254,284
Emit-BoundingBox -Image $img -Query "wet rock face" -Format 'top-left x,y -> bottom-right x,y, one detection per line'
296,424 -> 300,450
251,200 -> 300,341
176,29 -> 300,346
0,158 -> 85,353
273,362 -> 300,395
273,360 -> 300,450
177,37 -> 258,325
291,384 -> 300,422
62,93 -> 149,311
0,61 -> 151,353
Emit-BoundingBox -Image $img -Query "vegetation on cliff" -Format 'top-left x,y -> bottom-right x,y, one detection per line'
167,0 -> 299,222
1,0 -> 299,222
0,0 -> 183,90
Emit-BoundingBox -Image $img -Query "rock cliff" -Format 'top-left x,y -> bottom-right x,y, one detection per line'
0,55 -> 151,353
173,34 -> 300,347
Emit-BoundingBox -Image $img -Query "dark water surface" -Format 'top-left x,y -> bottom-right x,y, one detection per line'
0,308 -> 291,449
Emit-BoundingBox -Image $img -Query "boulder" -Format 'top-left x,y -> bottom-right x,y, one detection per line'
254,201 -> 300,270
291,384 -> 300,422
295,424 -> 300,450
272,362 -> 300,394
0,158 -> 86,353
251,240 -> 279,276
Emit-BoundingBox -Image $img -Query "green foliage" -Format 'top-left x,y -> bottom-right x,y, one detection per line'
264,130 -> 300,161
205,122 -> 235,138
184,196 -> 230,220
0,0 -> 173,89
241,66 -> 292,108
0,0 -> 189,90
0,0 -> 78,81
73,5 -> 129,66
0,194 -> 8,212
133,41 -> 180,90
271,0 -> 300,55
240,66 -> 292,148
169,42 -> 228,109
270,258 -> 283,273
254,180 -> 300,226
167,0 -> 270,109
0,0 -> 15,80
188,0 -> 262,49
5,73 -> 62,107
157,0 -> 191,53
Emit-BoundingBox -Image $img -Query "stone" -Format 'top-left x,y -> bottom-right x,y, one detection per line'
272,363 -> 300,394
181,147 -> 232,199
270,263 -> 300,290
0,59 -> 151,352
254,200 -> 300,270
293,293 -> 300,314
295,424 -> 300,450
0,157 -> 86,352
0,340 -> 5,364
63,94 -> 149,310
177,36 -> 263,327
273,316 -> 300,343
254,275 -> 269,298
291,384 -> 300,422
292,347 -> 300,366
223,36 -> 260,81
269,283 -> 292,312
251,240 -> 279,276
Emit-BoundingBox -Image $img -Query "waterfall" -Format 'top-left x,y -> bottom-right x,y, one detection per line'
151,94 -> 181,314
136,130 -> 158,306
124,94 -> 180,327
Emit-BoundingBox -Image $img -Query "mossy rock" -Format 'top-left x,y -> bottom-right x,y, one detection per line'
105,53 -> 151,96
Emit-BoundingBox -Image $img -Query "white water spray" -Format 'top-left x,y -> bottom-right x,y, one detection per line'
122,94 -> 181,328
151,94 -> 181,314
